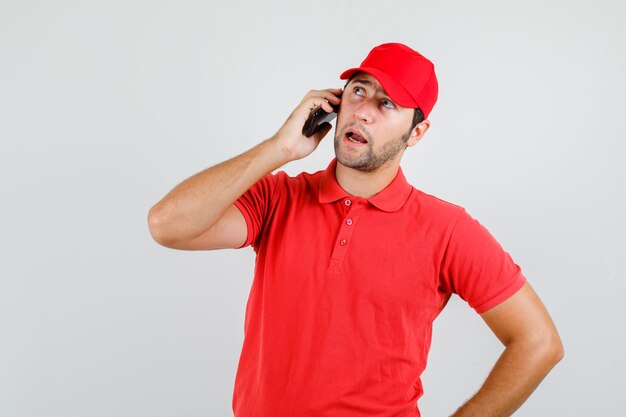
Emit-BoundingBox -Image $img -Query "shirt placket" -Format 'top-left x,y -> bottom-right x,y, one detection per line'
328,197 -> 367,273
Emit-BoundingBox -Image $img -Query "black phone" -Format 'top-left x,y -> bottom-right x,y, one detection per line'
302,102 -> 339,138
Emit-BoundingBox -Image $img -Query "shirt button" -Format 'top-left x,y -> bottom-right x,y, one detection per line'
340,239 -> 347,246
346,219 -> 353,226
344,199 -> 352,206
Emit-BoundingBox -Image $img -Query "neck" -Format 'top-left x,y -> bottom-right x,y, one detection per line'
335,160 -> 400,198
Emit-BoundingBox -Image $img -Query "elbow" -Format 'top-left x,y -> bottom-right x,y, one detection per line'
532,328 -> 565,370
147,204 -> 178,248
507,325 -> 564,372
550,333 -> 565,366
542,322 -> 565,366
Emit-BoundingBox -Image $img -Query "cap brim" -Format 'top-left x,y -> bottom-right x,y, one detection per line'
340,67 -> 418,109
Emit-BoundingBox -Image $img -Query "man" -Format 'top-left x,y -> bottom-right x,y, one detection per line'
148,43 -> 563,417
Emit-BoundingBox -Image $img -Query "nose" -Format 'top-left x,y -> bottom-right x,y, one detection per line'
352,101 -> 373,124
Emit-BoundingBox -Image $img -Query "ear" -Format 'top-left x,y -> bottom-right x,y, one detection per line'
405,120 -> 431,147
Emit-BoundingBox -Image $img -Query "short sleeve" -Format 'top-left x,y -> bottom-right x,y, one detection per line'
439,210 -> 526,313
233,171 -> 284,250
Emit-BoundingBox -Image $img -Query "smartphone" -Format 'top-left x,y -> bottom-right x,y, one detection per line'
302,102 -> 339,137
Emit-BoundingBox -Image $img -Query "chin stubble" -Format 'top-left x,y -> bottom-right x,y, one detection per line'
334,128 -> 412,173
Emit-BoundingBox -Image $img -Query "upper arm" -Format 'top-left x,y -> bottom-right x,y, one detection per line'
480,282 -> 563,351
174,204 -> 248,251
156,171 -> 280,251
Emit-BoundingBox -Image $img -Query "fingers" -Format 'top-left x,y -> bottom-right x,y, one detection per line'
320,100 -> 334,114
322,88 -> 343,102
303,88 -> 342,113
271,89 -> 340,162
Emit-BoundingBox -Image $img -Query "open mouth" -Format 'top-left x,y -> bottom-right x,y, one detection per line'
345,130 -> 368,144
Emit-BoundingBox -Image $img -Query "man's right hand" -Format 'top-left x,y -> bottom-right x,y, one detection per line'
148,88 -> 342,250
271,88 -> 343,163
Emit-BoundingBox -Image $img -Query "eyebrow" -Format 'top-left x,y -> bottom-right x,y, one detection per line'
351,78 -> 392,100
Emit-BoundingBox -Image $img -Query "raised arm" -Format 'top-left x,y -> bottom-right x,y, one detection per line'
450,282 -> 564,417
147,88 -> 342,250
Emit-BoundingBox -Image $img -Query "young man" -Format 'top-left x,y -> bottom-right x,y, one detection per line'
148,43 -> 563,417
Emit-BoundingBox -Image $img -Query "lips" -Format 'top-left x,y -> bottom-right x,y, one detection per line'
345,128 -> 368,144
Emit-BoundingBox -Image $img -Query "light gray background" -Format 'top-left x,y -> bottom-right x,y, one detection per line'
1,1 -> 624,416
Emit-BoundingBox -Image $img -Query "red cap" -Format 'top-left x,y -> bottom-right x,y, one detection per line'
340,43 -> 438,118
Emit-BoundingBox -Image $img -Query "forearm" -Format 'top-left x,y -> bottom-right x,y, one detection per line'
450,338 -> 563,417
148,137 -> 288,245
148,88 -> 341,247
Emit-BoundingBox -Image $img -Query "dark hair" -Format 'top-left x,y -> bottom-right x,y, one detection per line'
411,107 -> 425,130
343,76 -> 425,131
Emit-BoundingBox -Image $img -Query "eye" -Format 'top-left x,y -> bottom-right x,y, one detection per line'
353,86 -> 365,96
381,98 -> 396,109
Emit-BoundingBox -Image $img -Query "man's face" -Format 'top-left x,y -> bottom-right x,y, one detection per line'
334,72 -> 416,173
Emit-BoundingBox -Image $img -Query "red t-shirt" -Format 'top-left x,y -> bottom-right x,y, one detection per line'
232,159 -> 526,417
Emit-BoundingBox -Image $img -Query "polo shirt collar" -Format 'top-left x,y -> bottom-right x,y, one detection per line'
318,159 -> 413,212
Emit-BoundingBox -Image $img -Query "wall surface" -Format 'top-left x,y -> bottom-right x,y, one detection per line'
1,0 -> 624,416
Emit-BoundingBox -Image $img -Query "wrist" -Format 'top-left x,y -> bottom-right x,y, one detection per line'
267,133 -> 297,164
255,135 -> 291,169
